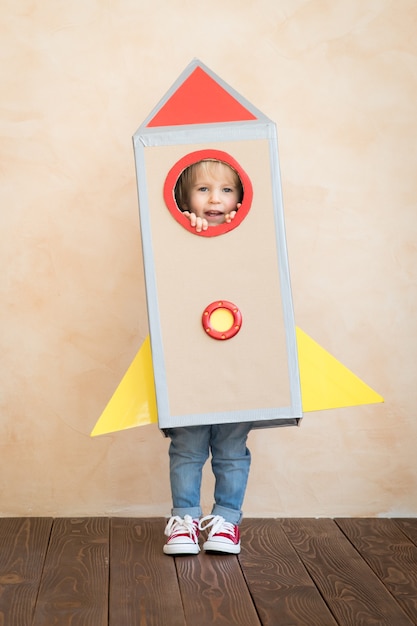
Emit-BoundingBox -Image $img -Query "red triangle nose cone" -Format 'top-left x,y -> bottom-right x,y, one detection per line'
147,66 -> 257,127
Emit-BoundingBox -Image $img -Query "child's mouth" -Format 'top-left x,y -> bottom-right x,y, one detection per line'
205,210 -> 223,218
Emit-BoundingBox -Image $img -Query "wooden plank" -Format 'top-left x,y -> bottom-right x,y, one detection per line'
32,517 -> 109,626
336,518 -> 417,623
0,517 -> 53,626
109,518 -> 185,626
281,518 -> 415,626
238,519 -> 338,625
175,551 -> 261,626
395,518 -> 417,546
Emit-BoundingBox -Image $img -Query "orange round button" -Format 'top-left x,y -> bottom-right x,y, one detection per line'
202,301 -> 242,340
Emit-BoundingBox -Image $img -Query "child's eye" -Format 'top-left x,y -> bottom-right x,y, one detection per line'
198,186 -> 208,192
223,187 -> 233,193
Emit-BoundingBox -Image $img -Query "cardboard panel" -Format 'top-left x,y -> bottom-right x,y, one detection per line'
135,136 -> 301,428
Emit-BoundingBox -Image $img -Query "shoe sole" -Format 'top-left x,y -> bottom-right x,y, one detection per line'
203,540 -> 241,554
163,544 -> 200,555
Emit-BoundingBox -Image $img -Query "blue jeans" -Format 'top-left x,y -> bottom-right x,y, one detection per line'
165,423 -> 252,525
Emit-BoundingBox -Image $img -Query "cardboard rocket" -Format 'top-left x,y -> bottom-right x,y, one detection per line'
132,59 -> 302,430
91,60 -> 383,437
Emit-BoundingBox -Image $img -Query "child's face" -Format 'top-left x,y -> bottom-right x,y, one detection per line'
182,162 -> 241,226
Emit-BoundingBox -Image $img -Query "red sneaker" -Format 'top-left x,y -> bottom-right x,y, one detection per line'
199,515 -> 241,554
163,515 -> 200,555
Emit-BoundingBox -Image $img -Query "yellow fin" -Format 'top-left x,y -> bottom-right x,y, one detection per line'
296,327 -> 384,412
90,335 -> 157,436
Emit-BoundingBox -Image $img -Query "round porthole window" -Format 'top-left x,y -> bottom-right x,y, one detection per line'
164,150 -> 253,237
202,301 -> 242,340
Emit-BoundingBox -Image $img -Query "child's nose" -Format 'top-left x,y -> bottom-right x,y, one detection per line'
209,189 -> 221,202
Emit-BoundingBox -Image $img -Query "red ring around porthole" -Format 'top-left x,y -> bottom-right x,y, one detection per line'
163,150 -> 253,237
202,300 -> 242,340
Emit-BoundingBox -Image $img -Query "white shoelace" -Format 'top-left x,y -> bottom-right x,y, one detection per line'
199,514 -> 236,538
164,515 -> 199,541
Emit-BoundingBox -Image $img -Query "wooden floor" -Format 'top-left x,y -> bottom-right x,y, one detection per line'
0,517 -> 416,625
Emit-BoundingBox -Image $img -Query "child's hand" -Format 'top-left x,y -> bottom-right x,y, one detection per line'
224,211 -> 236,224
224,202 -> 241,224
183,211 -> 208,232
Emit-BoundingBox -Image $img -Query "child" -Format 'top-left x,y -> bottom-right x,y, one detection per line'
174,159 -> 243,233
163,422 -> 252,555
163,159 -> 250,556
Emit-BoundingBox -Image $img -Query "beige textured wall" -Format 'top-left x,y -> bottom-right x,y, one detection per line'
1,0 -> 416,517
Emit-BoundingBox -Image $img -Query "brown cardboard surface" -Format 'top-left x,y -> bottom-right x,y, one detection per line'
144,139 -> 291,418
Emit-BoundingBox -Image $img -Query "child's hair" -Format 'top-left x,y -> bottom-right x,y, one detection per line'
174,159 -> 244,211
